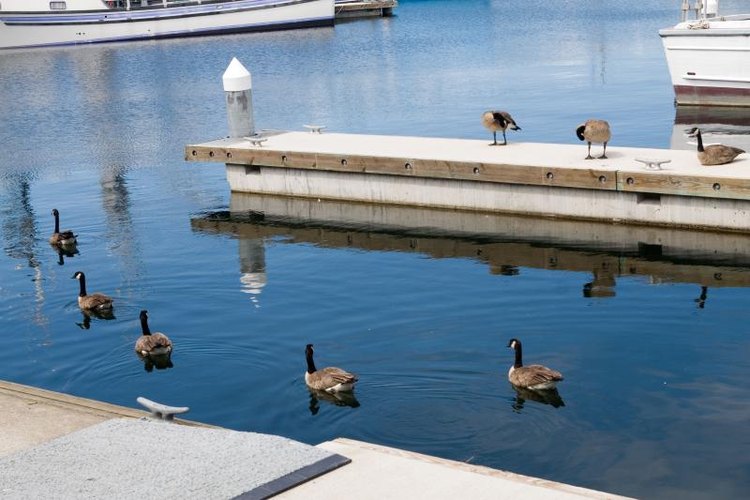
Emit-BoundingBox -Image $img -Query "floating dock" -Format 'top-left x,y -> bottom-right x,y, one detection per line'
335,0 -> 396,19
185,130 -> 750,233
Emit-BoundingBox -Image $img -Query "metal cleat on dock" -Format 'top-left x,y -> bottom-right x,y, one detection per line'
635,158 -> 671,170
303,124 -> 326,134
137,396 -> 190,421
244,135 -> 268,147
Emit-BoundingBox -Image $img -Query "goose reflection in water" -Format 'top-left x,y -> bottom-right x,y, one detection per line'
75,309 -> 116,330
695,286 -> 709,309
137,352 -> 174,373
54,245 -> 79,265
308,388 -> 360,416
510,384 -> 565,412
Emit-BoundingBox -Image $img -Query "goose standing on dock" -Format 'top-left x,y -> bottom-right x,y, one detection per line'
71,271 -> 113,312
135,310 -> 173,357
576,119 -> 611,160
482,110 -> 521,146
686,127 -> 745,166
507,338 -> 563,390
49,208 -> 77,248
305,344 -> 358,393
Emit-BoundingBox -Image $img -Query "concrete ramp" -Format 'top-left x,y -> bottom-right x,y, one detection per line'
0,418 -> 349,499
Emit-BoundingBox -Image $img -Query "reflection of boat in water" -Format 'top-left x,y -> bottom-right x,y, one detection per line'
0,0 -> 334,50
671,106 -> 750,152
511,385 -> 565,411
191,193 -> 750,300
659,0 -> 750,106
308,388 -> 360,415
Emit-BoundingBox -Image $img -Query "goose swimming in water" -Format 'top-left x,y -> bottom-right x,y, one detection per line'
49,209 -> 77,248
72,271 -> 113,312
305,344 -> 358,393
507,338 -> 563,390
482,110 -> 521,146
686,127 -> 745,166
576,119 -> 611,160
135,310 -> 173,357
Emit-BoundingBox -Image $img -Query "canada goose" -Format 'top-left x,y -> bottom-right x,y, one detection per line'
71,271 -> 113,311
507,338 -> 563,390
305,344 -> 358,393
135,310 -> 173,357
482,110 -> 521,146
49,209 -> 77,247
576,119 -> 611,160
686,127 -> 745,166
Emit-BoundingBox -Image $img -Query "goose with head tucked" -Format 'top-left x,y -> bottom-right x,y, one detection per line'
305,344 -> 358,393
576,119 -> 611,160
482,110 -> 521,146
72,271 -> 113,312
507,338 -> 563,390
49,209 -> 77,248
135,310 -> 173,357
686,127 -> 745,166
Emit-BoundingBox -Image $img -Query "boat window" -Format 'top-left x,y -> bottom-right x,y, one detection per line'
49,1 -> 67,9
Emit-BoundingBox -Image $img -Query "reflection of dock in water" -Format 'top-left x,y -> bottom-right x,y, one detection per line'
190,194 -> 750,292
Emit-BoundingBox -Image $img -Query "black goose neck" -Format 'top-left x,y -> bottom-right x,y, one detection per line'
53,212 -> 60,233
306,349 -> 317,374
576,125 -> 586,141
514,343 -> 523,368
78,274 -> 87,297
695,130 -> 705,152
140,315 -> 151,336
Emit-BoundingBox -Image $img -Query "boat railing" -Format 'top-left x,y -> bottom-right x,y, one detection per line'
680,0 -> 719,22
105,0 -> 252,11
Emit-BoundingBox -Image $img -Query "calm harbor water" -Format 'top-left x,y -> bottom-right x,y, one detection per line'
1,1 -> 750,498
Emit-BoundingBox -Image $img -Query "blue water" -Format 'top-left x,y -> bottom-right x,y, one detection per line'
2,1 -> 750,498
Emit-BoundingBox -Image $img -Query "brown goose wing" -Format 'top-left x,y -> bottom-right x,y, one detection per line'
135,333 -> 172,354
515,364 -> 563,387
81,293 -> 113,310
321,367 -> 358,384
584,120 -> 611,143
498,111 -> 517,128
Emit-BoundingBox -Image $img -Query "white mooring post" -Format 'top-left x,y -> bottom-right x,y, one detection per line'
222,57 -> 254,138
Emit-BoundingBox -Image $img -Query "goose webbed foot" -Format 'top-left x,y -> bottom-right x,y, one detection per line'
585,155 -> 594,160
598,154 -> 608,160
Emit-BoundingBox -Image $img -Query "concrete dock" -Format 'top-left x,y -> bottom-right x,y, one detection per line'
186,130 -> 750,232
0,380 -> 631,499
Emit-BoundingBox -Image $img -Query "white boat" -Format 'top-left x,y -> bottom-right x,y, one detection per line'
659,0 -> 750,107
0,0 -> 334,50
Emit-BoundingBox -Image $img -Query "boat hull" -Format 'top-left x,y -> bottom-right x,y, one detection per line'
660,18 -> 750,107
0,0 -> 334,50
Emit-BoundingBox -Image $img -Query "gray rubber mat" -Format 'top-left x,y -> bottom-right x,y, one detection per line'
0,418 -> 349,499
